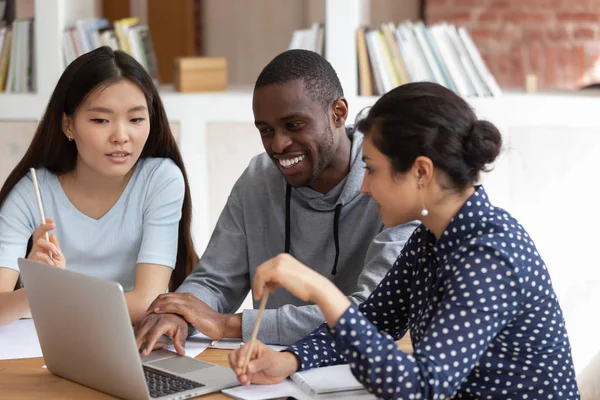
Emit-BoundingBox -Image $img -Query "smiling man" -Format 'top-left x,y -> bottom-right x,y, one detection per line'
134,50 -> 418,351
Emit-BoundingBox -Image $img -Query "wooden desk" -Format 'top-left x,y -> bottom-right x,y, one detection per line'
0,348 -> 233,400
0,336 -> 413,399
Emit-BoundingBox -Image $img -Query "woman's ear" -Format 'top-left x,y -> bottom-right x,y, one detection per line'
62,113 -> 73,140
413,156 -> 434,186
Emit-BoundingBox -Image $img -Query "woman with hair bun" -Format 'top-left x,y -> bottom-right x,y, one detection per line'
228,82 -> 579,399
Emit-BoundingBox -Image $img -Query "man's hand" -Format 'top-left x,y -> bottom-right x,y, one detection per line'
144,292 -> 241,340
134,313 -> 188,356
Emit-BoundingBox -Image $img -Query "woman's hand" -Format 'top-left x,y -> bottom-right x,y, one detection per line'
254,254 -> 352,328
27,218 -> 66,268
253,253 -> 332,303
228,340 -> 300,386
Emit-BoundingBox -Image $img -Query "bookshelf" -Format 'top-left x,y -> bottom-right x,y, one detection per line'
0,0 -> 99,102
2,0 -> 358,119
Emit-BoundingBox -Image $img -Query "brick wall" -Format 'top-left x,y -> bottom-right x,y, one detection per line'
425,0 -> 600,90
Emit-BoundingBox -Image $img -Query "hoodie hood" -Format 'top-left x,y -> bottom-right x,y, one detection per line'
285,126 -> 364,275
294,125 -> 365,212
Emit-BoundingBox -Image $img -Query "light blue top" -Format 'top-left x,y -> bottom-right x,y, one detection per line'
0,157 -> 185,291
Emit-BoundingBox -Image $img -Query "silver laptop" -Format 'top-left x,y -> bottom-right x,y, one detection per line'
18,258 -> 239,400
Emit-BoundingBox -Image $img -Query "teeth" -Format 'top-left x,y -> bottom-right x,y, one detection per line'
279,155 -> 305,168
109,153 -> 128,157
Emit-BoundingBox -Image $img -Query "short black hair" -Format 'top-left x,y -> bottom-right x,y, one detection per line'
255,49 -> 344,108
358,82 -> 502,190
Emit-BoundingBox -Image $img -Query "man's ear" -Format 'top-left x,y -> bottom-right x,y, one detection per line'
331,97 -> 348,128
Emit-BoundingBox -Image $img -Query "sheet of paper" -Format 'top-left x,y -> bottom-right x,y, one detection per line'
267,344 -> 287,352
163,331 -> 212,358
212,338 -> 242,350
222,379 -> 310,400
0,319 -> 43,360
160,330 -> 289,359
211,339 -> 287,352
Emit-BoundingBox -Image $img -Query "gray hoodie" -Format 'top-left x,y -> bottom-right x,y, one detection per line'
177,128 -> 418,345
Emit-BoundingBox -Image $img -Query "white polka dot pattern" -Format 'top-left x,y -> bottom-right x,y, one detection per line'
288,186 -> 579,399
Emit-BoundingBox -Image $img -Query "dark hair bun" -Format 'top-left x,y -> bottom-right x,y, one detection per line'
464,120 -> 502,171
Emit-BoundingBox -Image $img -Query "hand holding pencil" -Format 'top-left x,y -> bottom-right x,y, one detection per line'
229,336 -> 300,386
229,252 -> 346,386
27,168 -> 66,268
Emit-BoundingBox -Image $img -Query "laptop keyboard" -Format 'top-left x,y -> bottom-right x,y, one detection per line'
144,365 -> 205,398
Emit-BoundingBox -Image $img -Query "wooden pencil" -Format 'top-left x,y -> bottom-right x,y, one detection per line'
242,290 -> 270,374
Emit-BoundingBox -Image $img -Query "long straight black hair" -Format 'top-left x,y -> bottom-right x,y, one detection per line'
0,46 -> 198,291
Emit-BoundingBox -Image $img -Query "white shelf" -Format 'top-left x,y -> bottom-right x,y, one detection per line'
351,92 -> 600,128
0,93 -> 46,119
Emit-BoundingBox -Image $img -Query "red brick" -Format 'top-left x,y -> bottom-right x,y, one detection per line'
481,51 -> 509,87
572,45 -> 587,86
515,0 -> 560,6
514,0 -> 544,4
427,10 -> 473,24
508,46 -> 526,87
527,43 -> 545,86
555,44 -> 573,88
427,0 -> 600,89
476,11 -> 502,23
573,26 -> 597,39
547,25 -> 572,41
468,27 -> 498,42
557,12 -> 600,23
544,45 -> 558,87
586,0 -> 600,11
505,11 -> 555,24
489,0 -> 512,9
480,53 -> 494,69
562,0 -> 593,10
502,24 -> 523,41
538,0 -> 566,7
496,49 -> 512,75
523,27 -> 546,41
454,0 -> 482,6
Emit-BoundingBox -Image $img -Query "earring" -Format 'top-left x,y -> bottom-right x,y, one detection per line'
68,136 -> 73,142
418,179 -> 429,217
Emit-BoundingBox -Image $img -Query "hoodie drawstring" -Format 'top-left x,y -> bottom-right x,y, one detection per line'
331,203 -> 342,275
285,184 -> 291,253
284,184 -> 342,275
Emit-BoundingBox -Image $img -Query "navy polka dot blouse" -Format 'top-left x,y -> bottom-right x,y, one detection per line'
289,186 -> 579,399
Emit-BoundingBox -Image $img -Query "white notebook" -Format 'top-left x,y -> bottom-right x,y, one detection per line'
290,364 -> 364,397
222,364 -> 374,400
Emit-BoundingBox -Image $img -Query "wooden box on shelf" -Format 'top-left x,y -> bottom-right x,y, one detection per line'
174,57 -> 227,93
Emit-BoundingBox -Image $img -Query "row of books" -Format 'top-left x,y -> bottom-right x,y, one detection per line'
358,22 -> 501,97
62,17 -> 159,83
288,22 -> 325,56
0,18 -> 34,93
